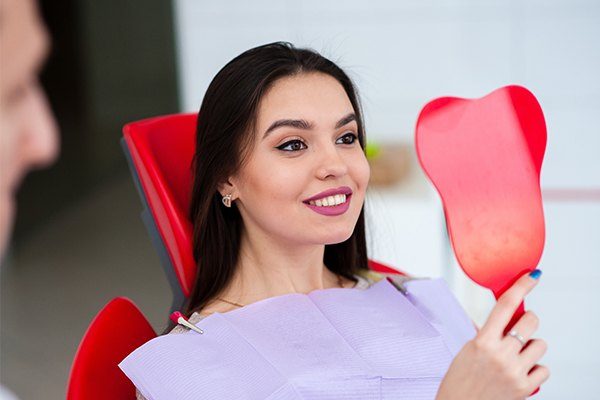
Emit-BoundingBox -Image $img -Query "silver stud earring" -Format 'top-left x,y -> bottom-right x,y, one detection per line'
222,194 -> 232,207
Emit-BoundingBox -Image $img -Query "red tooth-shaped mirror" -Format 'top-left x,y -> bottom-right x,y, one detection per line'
415,85 -> 547,332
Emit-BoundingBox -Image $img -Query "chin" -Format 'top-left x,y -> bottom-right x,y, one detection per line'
321,226 -> 355,245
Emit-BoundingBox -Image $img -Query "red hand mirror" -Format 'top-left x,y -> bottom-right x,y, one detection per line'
415,85 -> 547,332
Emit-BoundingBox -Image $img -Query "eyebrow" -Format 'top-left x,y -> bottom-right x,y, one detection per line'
262,112 -> 357,139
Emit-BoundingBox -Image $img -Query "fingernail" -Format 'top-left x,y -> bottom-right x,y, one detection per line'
529,269 -> 542,280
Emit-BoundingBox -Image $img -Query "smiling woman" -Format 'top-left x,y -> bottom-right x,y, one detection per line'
185,42 -> 372,317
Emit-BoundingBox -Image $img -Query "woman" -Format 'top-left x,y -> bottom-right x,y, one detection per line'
123,41 -> 549,400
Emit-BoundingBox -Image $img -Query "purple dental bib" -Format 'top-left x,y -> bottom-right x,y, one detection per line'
120,277 -> 475,399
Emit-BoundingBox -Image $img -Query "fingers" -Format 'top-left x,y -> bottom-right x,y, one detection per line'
502,310 -> 539,352
520,338 -> 548,367
480,269 -> 542,337
527,364 -> 550,393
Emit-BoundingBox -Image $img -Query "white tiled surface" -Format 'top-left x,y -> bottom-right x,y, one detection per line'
541,105 -> 600,188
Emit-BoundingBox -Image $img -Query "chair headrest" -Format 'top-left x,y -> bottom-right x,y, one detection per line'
123,113 -> 198,297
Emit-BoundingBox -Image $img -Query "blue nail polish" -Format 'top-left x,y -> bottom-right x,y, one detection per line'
529,269 -> 542,280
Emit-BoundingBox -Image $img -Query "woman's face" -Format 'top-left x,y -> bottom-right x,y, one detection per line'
226,72 -> 370,247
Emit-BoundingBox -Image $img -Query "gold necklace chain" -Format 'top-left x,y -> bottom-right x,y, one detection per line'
215,273 -> 345,308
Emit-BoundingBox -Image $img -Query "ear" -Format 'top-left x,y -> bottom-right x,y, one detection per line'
217,177 -> 237,198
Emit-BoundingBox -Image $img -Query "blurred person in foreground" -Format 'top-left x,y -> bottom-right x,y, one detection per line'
0,0 -> 59,397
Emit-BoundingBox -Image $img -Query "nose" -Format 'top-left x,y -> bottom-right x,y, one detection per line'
316,142 -> 348,180
20,84 -> 59,170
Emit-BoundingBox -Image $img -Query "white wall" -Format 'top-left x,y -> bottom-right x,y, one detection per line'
173,1 -> 600,397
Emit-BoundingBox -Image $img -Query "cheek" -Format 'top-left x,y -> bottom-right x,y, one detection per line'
237,159 -> 309,239
241,158 -> 304,206
349,152 -> 371,192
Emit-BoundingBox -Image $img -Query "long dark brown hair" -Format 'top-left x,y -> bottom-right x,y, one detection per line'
186,41 -> 370,315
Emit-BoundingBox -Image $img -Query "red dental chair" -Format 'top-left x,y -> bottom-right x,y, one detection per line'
67,112 -> 404,399
66,297 -> 156,399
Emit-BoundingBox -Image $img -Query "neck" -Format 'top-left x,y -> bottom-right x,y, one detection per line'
219,228 -> 343,306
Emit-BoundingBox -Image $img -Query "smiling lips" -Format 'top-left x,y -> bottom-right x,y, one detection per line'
303,186 -> 352,216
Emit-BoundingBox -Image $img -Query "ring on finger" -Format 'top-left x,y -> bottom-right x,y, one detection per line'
506,329 -> 527,346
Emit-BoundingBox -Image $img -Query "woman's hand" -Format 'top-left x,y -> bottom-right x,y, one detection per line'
436,270 -> 550,400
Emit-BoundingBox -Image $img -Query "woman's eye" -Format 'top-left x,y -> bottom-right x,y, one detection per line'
277,139 -> 307,152
336,132 -> 358,145
276,133 -> 358,152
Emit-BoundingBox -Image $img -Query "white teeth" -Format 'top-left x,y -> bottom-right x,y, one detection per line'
309,194 -> 348,207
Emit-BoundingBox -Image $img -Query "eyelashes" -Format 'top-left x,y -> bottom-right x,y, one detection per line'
276,132 -> 359,152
